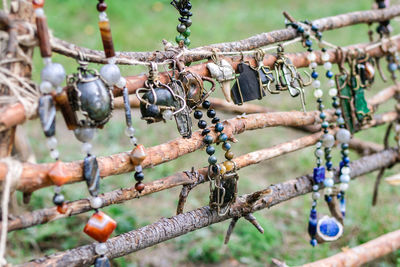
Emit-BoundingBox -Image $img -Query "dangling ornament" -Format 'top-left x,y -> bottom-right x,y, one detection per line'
206,54 -> 235,102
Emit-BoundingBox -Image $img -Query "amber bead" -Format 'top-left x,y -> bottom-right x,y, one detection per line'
32,0 -> 45,8
219,164 -> 227,175
135,182 -> 145,193
48,161 -> 72,186
97,2 -> 107,12
225,151 -> 234,160
224,161 -> 235,172
130,144 -> 147,166
84,211 -> 117,243
98,20 -> 115,58
57,203 -> 68,214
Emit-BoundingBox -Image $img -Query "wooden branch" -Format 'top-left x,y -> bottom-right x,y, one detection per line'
49,6 -> 400,64
4,132 -> 322,232
19,148 -> 399,267
302,228 -> 400,267
348,138 -> 384,156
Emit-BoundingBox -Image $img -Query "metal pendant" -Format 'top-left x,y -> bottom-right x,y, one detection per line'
169,79 -> 192,138
67,62 -> 113,128
231,63 -> 265,105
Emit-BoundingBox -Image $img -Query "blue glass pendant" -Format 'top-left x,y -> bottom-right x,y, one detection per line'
316,216 -> 343,242
313,166 -> 325,184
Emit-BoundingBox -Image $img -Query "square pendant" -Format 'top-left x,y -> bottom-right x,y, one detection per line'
84,211 -> 117,242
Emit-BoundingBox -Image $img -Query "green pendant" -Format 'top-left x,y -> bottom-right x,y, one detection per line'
338,75 -> 355,133
352,77 -> 371,123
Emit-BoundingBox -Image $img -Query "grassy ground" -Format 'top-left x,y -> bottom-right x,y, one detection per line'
4,0 -> 400,266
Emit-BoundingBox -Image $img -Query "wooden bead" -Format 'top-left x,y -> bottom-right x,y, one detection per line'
130,145 -> 147,166
83,211 -> 117,243
98,20 -> 115,58
57,203 -> 68,214
223,161 -> 235,172
48,161 -> 72,186
36,16 -> 52,58
32,0 -> 45,8
135,182 -> 145,193
96,2 -> 107,12
54,90 -> 78,130
225,151 -> 234,160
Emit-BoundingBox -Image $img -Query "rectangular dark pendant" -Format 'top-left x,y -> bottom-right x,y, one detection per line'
84,155 -> 100,196
337,75 -> 356,134
231,63 -> 265,105
38,95 -> 56,137
171,81 -> 192,138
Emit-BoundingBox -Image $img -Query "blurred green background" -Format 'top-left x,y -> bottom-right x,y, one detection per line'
4,0 -> 400,266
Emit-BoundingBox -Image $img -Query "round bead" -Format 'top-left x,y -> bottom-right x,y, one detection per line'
324,178 -> 334,188
329,88 -> 338,97
310,62 -> 318,69
206,146 -> 215,155
33,0 -> 45,8
312,185 -> 319,191
326,171 -> 334,179
41,63 -> 66,87
184,19 -> 192,27
326,71 -> 333,78
162,110 -> 173,120
341,166 -> 351,174
219,164 -> 226,175
39,81 -> 53,94
201,129 -> 211,136
53,193 -> 64,206
313,89 -> 323,98
194,110 -> 203,119
219,133 -> 228,142
324,187 -> 333,195
336,128 -> 351,143
82,142 -> 93,154
74,127 -> 96,143
311,71 -> 319,79
224,161 -> 235,172
98,11 -> 108,21
388,63 -> 398,72
54,186 -> 61,194
90,197 -> 103,209
314,149 -> 323,158
208,156 -> 217,165
50,149 -> 59,159
202,100 -> 211,109
307,52 -> 316,62
46,136 -> 58,150
222,142 -> 231,151
175,34 -> 184,43
211,117 -> 220,124
320,112 -> 326,119
340,174 -> 350,183
95,243 -> 108,255
125,126 -> 136,137
225,151 -> 234,160
323,62 -> 332,70
177,24 -> 187,33
100,64 -> 121,86
183,28 -> 191,37
312,80 -> 321,89
134,171 -> 145,181
215,122 -> 224,132
312,192 -> 320,200
135,182 -> 145,192
203,135 -> 213,144
115,77 -> 126,89
96,2 -> 107,12
321,53 -> 330,61
322,134 -> 335,148
337,117 -> 345,125
129,137 -> 138,145
207,109 -> 216,118
198,120 -> 207,129
184,38 -> 191,46
310,239 -> 317,247
340,183 -> 349,191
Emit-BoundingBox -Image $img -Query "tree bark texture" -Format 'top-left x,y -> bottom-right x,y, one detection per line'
18,149 -> 399,267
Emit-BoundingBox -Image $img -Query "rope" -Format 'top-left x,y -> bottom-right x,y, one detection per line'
0,158 -> 22,267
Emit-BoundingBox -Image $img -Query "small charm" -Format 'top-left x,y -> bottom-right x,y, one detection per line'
84,155 -> 100,196
231,62 -> 265,105
38,95 -> 56,137
83,211 -> 117,243
130,144 -> 147,166
207,57 -> 235,102
316,216 -> 344,242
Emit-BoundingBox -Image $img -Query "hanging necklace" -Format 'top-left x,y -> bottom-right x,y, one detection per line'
171,0 -> 192,47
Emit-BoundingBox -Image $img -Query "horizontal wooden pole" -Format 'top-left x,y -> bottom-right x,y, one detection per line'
19,148 -> 399,267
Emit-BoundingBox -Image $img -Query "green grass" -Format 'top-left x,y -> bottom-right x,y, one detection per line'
4,0 -> 400,266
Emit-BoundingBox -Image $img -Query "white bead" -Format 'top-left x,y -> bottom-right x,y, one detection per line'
324,187 -> 333,195
327,79 -> 335,87
39,81 -> 53,94
41,63 -> 66,87
43,57 -> 52,66
162,110 -> 173,120
74,127 -> 96,143
307,52 -> 316,62
322,53 -> 330,62
395,124 -> 400,133
324,178 -> 334,188
310,62 -> 318,69
340,174 -> 350,183
116,77 -> 126,89
314,149 -> 323,157
90,197 -> 103,209
329,88 -> 338,97
46,137 -> 58,150
326,171 -> 333,179
125,126 -> 135,137
341,166 -> 351,175
54,186 -> 61,194
129,137 -> 138,145
323,62 -> 332,70
50,149 -> 59,159
336,128 -> 351,144
312,192 -> 320,200
312,80 -> 321,89
313,89 -> 323,98
95,243 -> 108,255
322,134 -> 335,148
312,185 -> 319,191
100,64 -> 121,85
135,165 -> 143,172
34,8 -> 45,17
316,141 -> 322,148
340,183 -> 349,191
99,12 -> 108,22
82,142 -> 93,154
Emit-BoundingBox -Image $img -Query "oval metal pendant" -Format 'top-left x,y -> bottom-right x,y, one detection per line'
316,215 -> 343,242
